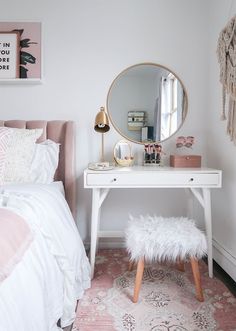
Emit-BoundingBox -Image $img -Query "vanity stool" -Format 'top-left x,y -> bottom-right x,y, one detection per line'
125,215 -> 207,303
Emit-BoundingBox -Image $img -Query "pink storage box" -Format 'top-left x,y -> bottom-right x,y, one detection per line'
170,155 -> 201,168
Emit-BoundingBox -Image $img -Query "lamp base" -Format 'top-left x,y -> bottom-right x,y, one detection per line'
88,162 -> 114,171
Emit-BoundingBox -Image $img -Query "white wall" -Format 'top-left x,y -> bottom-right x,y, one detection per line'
207,0 -> 236,281
1,1 -> 210,248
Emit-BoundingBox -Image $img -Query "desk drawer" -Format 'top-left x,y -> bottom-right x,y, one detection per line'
86,172 -> 220,187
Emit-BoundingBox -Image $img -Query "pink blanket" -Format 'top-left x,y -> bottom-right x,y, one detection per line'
0,208 -> 33,283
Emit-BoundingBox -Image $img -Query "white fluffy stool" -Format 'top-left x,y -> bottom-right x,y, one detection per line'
125,215 -> 207,303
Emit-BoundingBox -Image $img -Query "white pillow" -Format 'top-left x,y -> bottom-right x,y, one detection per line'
29,139 -> 60,184
3,128 -> 43,183
0,127 -> 13,185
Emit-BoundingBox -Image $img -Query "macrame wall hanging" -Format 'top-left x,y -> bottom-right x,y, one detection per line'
217,14 -> 236,144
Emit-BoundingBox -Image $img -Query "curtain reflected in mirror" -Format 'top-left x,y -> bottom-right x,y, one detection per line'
107,63 -> 188,145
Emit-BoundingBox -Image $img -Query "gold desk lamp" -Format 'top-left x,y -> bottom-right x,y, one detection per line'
90,106 -> 113,170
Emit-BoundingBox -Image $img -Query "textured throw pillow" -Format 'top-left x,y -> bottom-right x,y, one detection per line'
29,139 -> 60,184
3,128 -> 43,183
0,127 -> 13,185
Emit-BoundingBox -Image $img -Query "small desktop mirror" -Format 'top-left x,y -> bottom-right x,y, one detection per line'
113,140 -> 134,167
106,63 -> 188,144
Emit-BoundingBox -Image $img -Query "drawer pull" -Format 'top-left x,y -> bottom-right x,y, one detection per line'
112,178 -> 117,182
189,178 -> 194,182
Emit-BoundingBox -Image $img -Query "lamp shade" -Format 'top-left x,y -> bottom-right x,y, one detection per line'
94,107 -> 110,133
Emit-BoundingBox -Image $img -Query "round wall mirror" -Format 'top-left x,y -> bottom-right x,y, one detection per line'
106,63 -> 188,144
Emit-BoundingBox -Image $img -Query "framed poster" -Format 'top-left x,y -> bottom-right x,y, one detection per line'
0,22 -> 41,79
0,32 -> 20,78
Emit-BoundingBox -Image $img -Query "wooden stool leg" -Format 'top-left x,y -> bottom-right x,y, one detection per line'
128,260 -> 135,271
133,258 -> 145,303
176,259 -> 185,272
190,258 -> 204,302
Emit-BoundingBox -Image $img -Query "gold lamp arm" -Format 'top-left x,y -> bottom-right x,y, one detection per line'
101,132 -> 104,163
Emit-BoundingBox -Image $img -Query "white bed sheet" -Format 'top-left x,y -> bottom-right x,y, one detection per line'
50,181 -> 65,196
0,182 -> 91,331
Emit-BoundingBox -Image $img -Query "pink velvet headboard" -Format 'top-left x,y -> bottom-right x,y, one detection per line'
0,120 -> 76,220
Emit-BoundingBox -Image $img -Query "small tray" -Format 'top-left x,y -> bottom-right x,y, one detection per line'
88,162 -> 114,171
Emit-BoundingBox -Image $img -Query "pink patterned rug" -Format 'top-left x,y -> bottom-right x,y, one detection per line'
74,249 -> 236,331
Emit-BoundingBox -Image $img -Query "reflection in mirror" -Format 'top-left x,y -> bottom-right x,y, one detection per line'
113,140 -> 134,167
107,63 -> 188,144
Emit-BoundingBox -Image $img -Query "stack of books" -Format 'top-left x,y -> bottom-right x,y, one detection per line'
141,126 -> 154,142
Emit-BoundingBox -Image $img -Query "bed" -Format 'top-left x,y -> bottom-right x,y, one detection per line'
0,120 -> 91,331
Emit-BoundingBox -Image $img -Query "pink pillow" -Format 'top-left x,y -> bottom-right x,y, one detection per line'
0,128 -> 12,185
0,208 -> 33,283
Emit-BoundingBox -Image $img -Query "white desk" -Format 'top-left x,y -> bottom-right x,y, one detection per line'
84,166 -> 222,278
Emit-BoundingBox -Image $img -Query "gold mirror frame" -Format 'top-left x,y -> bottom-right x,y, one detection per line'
106,63 -> 188,145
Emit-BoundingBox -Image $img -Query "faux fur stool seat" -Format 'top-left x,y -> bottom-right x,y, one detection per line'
125,215 -> 207,303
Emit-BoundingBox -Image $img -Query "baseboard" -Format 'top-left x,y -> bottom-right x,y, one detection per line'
84,237 -> 125,250
213,238 -> 236,282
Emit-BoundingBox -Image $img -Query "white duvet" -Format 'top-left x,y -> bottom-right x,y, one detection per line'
0,183 -> 91,331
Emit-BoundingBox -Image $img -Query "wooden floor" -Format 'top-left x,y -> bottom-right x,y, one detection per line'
213,260 -> 236,297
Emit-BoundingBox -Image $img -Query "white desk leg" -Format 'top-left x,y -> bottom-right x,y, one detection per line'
90,188 -> 100,279
95,207 -> 102,254
203,188 -> 213,278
